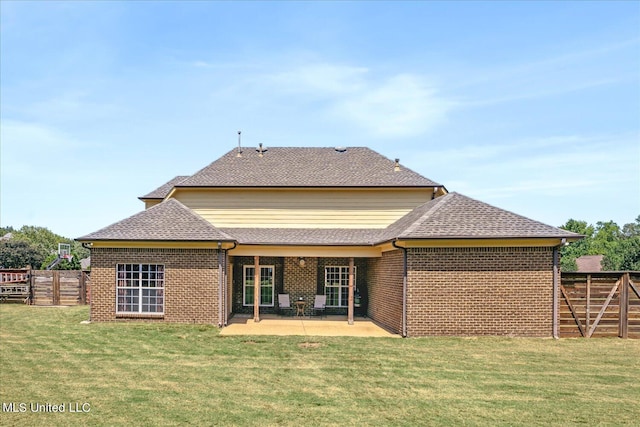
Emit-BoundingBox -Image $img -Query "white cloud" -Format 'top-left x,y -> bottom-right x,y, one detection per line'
1,120 -> 78,178
333,74 -> 454,138
409,132 -> 639,199
265,63 -> 454,138
269,63 -> 368,96
451,37 -> 640,108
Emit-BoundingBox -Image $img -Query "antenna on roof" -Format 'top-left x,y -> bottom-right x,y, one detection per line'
237,131 -> 242,157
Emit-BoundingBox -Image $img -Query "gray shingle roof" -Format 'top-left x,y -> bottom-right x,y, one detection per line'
220,228 -> 382,246
139,176 -> 189,200
177,147 -> 441,187
79,193 -> 579,244
576,255 -> 604,272
384,192 -> 581,240
77,199 -> 233,241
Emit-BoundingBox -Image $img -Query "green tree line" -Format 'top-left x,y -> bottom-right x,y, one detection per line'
559,216 -> 640,272
0,226 -> 90,270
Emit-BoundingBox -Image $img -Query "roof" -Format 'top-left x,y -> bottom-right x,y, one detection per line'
576,255 -> 604,272
79,192 -> 581,245
139,176 -> 189,200
221,228 -> 381,246
77,199 -> 233,242
176,147 -> 441,188
383,192 -> 582,240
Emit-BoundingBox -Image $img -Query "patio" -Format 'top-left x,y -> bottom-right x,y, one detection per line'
220,314 -> 400,337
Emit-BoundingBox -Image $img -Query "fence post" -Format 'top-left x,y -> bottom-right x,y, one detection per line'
585,274 -> 591,332
619,273 -> 629,339
29,267 -> 34,305
52,271 -> 60,305
79,271 -> 87,305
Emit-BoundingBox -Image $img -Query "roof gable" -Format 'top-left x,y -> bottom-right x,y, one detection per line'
385,192 -> 582,240
77,199 -> 233,241
139,176 -> 189,200
177,147 -> 440,187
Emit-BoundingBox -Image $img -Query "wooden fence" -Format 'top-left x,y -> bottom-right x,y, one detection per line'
31,270 -> 90,306
560,272 -> 640,338
0,269 -> 31,303
0,269 -> 90,306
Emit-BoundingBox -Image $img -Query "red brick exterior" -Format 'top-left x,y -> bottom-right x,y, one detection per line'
406,247 -> 554,337
284,256 -> 318,315
90,246 -> 555,336
367,250 -> 404,334
90,247 -> 220,323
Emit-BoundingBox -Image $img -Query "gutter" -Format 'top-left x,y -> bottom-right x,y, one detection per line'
392,239 -> 408,338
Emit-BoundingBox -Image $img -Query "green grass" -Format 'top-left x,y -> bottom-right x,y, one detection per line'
1,306 -> 639,426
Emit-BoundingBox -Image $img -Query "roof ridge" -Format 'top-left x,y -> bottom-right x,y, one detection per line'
452,192 -> 582,236
177,146 -> 441,188
400,192 -> 456,236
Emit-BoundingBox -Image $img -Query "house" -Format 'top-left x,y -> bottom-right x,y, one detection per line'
575,255 -> 604,272
77,146 -> 581,337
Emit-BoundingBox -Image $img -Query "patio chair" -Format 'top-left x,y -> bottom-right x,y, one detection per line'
313,295 -> 326,318
278,294 -> 294,316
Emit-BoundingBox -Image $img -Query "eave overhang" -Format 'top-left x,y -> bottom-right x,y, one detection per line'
382,236 -> 583,249
81,240 -> 237,250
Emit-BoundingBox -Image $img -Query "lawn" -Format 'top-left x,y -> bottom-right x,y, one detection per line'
0,306 -> 638,426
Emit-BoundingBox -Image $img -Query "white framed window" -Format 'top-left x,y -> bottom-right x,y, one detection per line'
243,265 -> 274,307
324,266 -> 356,307
116,264 -> 164,314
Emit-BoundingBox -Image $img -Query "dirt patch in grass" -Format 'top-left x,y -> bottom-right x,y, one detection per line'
298,341 -> 322,349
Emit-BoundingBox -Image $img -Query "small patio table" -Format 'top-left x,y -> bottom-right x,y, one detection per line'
295,300 -> 306,317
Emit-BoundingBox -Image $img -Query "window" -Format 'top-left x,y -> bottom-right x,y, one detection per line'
324,266 -> 356,307
243,265 -> 274,306
116,264 -> 164,314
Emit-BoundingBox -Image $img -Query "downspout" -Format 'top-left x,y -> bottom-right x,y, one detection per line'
392,239 -> 408,338
218,241 -> 237,328
223,241 -> 237,326
552,241 -> 564,339
218,242 -> 223,328
81,242 -> 92,322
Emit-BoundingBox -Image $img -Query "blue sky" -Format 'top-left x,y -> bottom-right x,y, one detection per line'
1,1 -> 639,239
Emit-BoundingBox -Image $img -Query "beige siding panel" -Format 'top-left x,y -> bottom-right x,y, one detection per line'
144,200 -> 161,209
173,188 -> 432,228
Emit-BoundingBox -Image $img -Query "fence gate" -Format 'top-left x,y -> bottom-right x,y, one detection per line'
560,272 -> 640,338
32,270 -> 88,306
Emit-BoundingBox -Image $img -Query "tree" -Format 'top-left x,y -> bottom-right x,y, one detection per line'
602,216 -> 640,271
622,215 -> 640,238
561,217 -> 640,272
559,219 -> 593,271
1,225 -> 90,270
41,252 -> 82,270
0,226 -> 15,236
0,240 -> 45,269
13,226 -> 62,257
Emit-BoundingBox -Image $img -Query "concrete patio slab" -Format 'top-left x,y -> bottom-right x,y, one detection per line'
220,315 -> 400,337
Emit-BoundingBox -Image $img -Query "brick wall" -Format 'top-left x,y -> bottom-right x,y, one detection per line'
406,247 -> 554,337
318,257 -> 367,315
90,247 -> 220,324
283,257 -> 318,315
230,256 -> 284,314
367,250 -> 404,334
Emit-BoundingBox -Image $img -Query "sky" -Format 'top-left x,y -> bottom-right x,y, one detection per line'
1,1 -> 639,239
